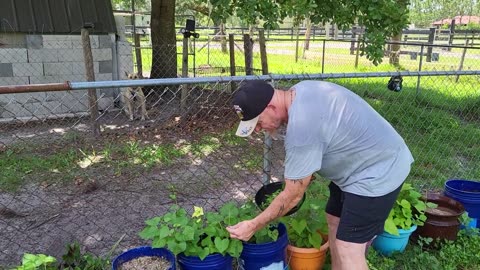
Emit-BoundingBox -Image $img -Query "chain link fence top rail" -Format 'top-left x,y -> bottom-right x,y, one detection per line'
125,33 -> 480,79
1,39 -> 480,267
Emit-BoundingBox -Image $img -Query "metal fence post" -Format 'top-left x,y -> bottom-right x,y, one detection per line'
416,44 -> 424,96
322,40 -> 326,73
263,133 -> 272,185
181,35 -> 189,110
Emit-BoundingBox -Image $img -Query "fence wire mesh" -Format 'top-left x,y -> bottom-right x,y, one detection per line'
1,26 -> 480,267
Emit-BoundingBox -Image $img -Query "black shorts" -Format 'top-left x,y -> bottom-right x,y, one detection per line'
325,182 -> 403,243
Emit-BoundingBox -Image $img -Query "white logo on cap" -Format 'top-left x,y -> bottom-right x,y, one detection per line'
233,105 -> 244,120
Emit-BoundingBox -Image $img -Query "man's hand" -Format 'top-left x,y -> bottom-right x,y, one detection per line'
226,220 -> 257,241
227,176 -> 312,241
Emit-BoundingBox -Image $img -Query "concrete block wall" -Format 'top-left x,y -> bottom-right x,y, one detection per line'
0,32 -> 134,120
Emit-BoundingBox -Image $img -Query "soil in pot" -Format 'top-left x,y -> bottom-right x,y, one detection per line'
119,256 -> 172,270
255,182 -> 306,216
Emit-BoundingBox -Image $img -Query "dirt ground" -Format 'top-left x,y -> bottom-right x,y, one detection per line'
0,93 -> 287,267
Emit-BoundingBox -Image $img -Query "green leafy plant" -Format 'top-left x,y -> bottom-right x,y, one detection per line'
13,253 -> 57,270
384,183 -> 437,236
139,204 -> 243,260
237,200 -> 280,244
279,179 -> 329,248
61,242 -> 110,270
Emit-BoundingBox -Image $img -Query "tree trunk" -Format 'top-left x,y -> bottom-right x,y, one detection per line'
150,0 -> 177,79
389,33 -> 402,66
304,18 -> 312,50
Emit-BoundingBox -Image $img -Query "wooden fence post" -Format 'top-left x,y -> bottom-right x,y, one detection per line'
243,34 -> 253,75
134,33 -> 143,76
229,34 -> 236,92
258,30 -> 268,75
426,27 -> 435,62
448,19 -> 456,51
81,27 -> 100,137
456,39 -> 469,83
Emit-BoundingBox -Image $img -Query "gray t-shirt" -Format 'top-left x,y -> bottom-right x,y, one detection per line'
284,81 -> 414,196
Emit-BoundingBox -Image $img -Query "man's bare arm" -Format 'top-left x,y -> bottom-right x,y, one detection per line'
250,175 -> 312,231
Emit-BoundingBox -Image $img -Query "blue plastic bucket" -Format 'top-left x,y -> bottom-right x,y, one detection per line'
112,246 -> 176,270
177,253 -> 232,270
444,179 -> 480,228
239,223 -> 288,270
372,225 -> 417,257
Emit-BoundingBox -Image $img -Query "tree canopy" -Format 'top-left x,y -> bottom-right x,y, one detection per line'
208,0 -> 410,65
409,0 -> 480,27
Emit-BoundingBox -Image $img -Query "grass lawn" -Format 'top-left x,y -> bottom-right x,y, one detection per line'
2,37 -> 480,269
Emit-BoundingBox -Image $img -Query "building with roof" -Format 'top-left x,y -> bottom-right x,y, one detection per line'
0,0 -> 133,120
432,15 -> 480,26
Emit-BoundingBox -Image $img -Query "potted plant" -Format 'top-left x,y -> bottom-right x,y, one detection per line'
139,203 -> 243,269
372,183 -> 436,256
279,179 -> 330,270
413,192 -> 464,247
236,200 -> 289,270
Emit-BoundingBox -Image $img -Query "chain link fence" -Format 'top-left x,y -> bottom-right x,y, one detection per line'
1,28 -> 480,267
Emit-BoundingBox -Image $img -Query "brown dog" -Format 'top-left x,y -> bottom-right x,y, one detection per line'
122,72 -> 148,121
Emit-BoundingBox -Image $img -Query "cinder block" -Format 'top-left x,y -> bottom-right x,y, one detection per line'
12,63 -> 44,76
96,73 -> 112,81
1,101 -> 32,118
71,62 -> 99,75
26,35 -> 43,49
44,62 -> 73,75
92,48 -> 112,61
48,90 -> 90,112
0,63 -> 13,77
56,49 -> 84,62
43,37 -> 73,49
69,35 -> 98,49
99,60 -> 112,73
0,76 -> 29,85
11,92 -> 47,103
117,42 -> 133,55
98,35 -> 111,48
97,96 -> 114,110
28,49 -> 59,62
0,48 -> 28,63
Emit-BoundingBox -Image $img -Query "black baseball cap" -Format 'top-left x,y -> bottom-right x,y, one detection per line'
233,80 -> 274,137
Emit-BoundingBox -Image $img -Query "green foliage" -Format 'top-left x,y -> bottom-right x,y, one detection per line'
0,146 -> 78,192
122,141 -> 184,168
208,0 -> 410,65
139,204 -> 243,260
279,178 -> 328,249
61,242 -> 110,270
384,183 -> 436,236
367,229 -> 480,269
237,200 -> 280,244
12,253 -> 57,270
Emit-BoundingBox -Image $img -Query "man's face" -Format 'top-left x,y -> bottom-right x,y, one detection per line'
254,106 -> 283,137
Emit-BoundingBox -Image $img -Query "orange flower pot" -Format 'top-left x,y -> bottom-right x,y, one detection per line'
286,238 -> 329,270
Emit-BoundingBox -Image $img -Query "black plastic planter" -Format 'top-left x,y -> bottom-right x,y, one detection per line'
255,182 -> 306,216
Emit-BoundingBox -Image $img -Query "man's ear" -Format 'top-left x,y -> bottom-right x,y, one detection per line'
266,104 -> 276,112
